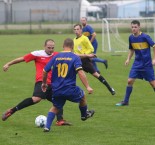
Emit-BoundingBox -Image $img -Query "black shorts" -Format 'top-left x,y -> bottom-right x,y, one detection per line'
33,81 -> 52,102
81,58 -> 96,74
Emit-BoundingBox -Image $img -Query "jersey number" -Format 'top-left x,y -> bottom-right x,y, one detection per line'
57,63 -> 68,78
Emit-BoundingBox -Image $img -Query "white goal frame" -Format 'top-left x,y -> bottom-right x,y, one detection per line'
102,17 -> 155,52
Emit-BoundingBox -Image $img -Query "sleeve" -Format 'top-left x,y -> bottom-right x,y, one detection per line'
44,57 -> 55,72
84,37 -> 94,54
145,34 -> 155,48
88,25 -> 94,35
74,55 -> 83,72
23,53 -> 36,62
128,36 -> 133,50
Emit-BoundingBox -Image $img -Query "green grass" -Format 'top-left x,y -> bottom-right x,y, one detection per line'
1,34 -> 155,145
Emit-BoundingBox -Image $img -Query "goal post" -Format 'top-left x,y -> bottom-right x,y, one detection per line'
102,17 -> 155,52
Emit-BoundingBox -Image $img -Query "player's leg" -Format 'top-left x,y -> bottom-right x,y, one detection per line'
92,60 -> 100,73
146,68 -> 155,91
97,74 -> 115,95
92,43 -> 108,69
44,96 -> 66,132
44,105 -> 58,132
2,97 -> 41,121
71,86 -> 95,121
46,85 -> 71,126
149,80 -> 155,91
81,58 -> 115,95
2,82 -> 43,121
116,78 -> 134,106
92,58 -> 108,69
79,95 -> 95,121
116,69 -> 137,106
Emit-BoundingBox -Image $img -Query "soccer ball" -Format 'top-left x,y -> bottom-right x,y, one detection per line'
35,115 -> 47,128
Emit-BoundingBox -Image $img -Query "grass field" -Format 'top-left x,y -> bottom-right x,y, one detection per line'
1,34 -> 155,145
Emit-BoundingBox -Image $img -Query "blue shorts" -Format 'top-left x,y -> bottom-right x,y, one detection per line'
52,86 -> 84,109
129,68 -> 155,82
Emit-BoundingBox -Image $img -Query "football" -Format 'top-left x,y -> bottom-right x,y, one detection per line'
35,115 -> 47,128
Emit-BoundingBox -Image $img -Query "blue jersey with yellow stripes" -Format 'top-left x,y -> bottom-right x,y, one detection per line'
44,51 -> 82,94
129,32 -> 155,69
82,25 -> 98,53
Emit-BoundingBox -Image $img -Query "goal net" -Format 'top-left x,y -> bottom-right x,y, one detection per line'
102,17 -> 155,52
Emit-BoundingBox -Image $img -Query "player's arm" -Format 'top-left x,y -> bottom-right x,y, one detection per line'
152,45 -> 155,65
84,38 -> 94,54
42,58 -> 54,92
125,49 -> 134,66
90,32 -> 96,43
3,57 -> 24,72
41,69 -> 48,92
77,69 -> 93,94
76,53 -> 96,59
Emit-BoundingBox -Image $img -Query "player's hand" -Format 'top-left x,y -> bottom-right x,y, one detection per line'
87,54 -> 96,58
3,64 -> 9,72
86,86 -> 93,94
41,83 -> 48,92
125,59 -> 130,66
152,59 -> 155,66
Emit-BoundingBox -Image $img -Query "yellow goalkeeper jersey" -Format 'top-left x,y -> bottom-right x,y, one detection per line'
73,35 -> 94,54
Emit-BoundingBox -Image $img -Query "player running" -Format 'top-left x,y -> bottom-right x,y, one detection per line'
73,24 -> 115,95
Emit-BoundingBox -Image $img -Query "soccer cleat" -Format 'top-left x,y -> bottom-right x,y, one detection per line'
115,101 -> 129,106
81,110 -> 95,121
103,60 -> 108,69
110,88 -> 115,95
55,120 -> 72,126
2,109 -> 14,121
43,127 -> 50,132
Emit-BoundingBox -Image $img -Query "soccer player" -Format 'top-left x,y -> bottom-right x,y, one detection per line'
116,20 -> 155,106
81,17 -> 108,73
73,24 -> 115,95
42,38 -> 95,132
2,39 -> 71,126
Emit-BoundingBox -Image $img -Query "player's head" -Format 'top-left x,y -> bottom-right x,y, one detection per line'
131,20 -> 140,35
63,38 -> 74,51
81,17 -> 87,27
73,24 -> 83,37
44,39 -> 55,55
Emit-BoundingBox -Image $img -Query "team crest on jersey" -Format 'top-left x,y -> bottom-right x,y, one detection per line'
78,46 -> 82,51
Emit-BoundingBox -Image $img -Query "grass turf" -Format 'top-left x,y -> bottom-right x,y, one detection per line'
0,34 -> 155,145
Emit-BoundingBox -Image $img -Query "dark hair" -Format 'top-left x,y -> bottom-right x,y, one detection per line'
131,20 -> 140,26
63,38 -> 74,48
73,24 -> 82,29
44,39 -> 55,46
81,17 -> 87,21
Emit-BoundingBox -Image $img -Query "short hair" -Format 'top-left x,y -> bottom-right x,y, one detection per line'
73,24 -> 82,29
63,38 -> 74,48
131,20 -> 140,26
44,39 -> 55,46
81,17 -> 87,21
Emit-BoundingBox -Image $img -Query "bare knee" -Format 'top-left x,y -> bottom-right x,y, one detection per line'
80,96 -> 87,107
149,80 -> 155,88
127,78 -> 135,86
32,97 -> 42,103
92,72 -> 100,78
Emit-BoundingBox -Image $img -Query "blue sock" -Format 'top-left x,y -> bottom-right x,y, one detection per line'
92,58 -> 106,63
79,105 -> 87,117
124,86 -> 133,103
45,112 -> 55,130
